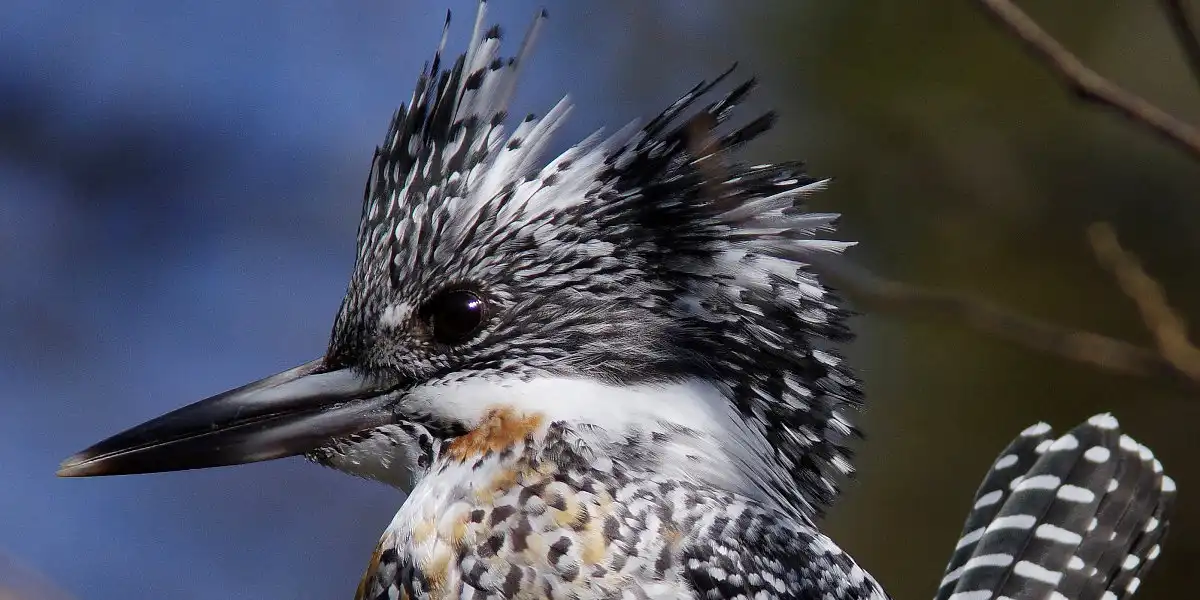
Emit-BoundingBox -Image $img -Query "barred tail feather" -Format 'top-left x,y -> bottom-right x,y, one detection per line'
936,414 -> 1175,600
934,421 -> 1058,600
1056,429 -> 1175,600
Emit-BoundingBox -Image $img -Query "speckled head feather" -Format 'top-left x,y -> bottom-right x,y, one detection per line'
317,1 -> 862,518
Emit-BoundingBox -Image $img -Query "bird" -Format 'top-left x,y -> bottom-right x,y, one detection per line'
56,3 -> 1175,599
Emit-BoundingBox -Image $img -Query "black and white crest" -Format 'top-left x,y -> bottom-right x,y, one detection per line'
327,1 -> 863,517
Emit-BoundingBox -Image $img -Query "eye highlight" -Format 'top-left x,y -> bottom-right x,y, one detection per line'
420,289 -> 489,345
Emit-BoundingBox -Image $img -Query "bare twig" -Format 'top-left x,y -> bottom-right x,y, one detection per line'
963,2 -> 1200,391
1160,0 -> 1200,90
973,0 -> 1200,162
1087,222 -> 1200,382
804,253 -> 1200,391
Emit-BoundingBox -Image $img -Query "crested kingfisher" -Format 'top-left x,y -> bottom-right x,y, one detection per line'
58,3 -> 1175,599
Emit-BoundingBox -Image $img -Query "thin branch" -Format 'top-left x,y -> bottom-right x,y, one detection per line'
1087,222 -> 1200,382
1160,0 -> 1200,91
803,252 -> 1200,391
973,0 -> 1200,162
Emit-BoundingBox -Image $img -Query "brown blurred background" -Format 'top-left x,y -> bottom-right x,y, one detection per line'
2,1 -> 1195,598
635,2 -> 1200,599
591,1 -> 1200,598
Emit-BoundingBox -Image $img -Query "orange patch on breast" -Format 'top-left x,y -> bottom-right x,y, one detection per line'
422,547 -> 452,596
474,466 -> 520,504
445,407 -> 544,462
412,519 -> 435,545
580,517 -> 608,566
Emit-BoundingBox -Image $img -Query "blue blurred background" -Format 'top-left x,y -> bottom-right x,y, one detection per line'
2,1 -> 1195,598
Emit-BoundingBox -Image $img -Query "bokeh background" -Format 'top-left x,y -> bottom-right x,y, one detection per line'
2,1 -> 1196,598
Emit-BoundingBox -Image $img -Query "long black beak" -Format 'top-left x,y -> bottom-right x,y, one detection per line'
57,359 -> 401,477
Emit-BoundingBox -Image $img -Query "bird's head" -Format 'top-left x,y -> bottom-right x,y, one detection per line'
59,3 -> 862,516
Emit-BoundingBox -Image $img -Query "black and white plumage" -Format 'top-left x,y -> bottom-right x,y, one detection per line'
937,414 -> 1175,600
323,1 -> 860,520
54,3 -> 1175,600
335,4 -> 873,598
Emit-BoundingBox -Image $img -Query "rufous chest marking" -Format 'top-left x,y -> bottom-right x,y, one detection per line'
444,407 -> 544,462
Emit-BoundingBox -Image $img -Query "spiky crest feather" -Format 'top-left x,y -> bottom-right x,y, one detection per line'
329,1 -> 861,517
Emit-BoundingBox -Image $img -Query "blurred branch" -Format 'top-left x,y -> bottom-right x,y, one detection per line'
960,1 -> 1200,390
805,253 -> 1200,391
1160,0 -> 1200,90
972,0 -> 1200,162
1088,222 -> 1200,382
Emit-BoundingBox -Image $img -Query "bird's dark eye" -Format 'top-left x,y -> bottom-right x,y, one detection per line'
422,289 -> 488,345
